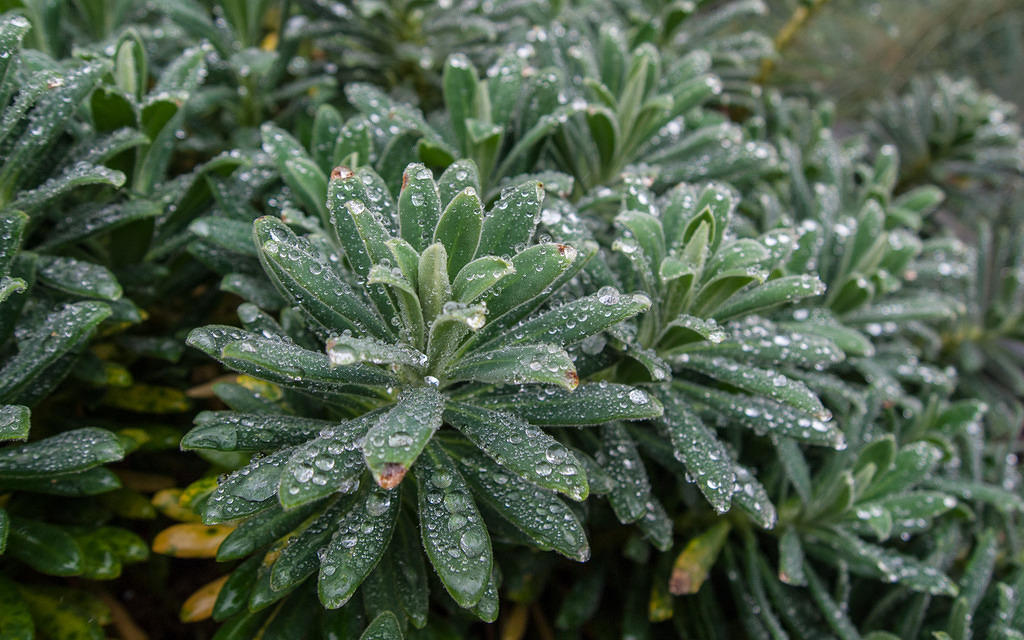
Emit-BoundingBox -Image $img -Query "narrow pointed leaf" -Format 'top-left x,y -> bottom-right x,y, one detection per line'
398,164 -> 442,252
254,216 -> 390,339
445,402 -> 588,500
183,412 -> 329,451
448,440 -> 589,561
477,180 -> 544,258
474,383 -> 662,426
0,428 -> 123,479
414,443 -> 491,608
434,187 -> 483,276
487,289 -> 651,350
599,424 -> 652,523
360,612 -> 403,640
446,343 -> 578,390
318,485 -> 400,608
655,390 -> 734,512
364,387 -> 444,489
451,256 -> 514,303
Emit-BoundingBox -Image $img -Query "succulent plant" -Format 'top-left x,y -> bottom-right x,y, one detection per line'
179,159 -> 661,633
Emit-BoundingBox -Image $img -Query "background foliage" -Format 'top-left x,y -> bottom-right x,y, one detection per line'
0,0 -> 1022,639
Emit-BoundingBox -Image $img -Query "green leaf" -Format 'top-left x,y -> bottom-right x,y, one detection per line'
414,443 -> 491,608
398,163 -> 442,252
270,497 -> 355,592
327,334 -> 426,369
278,413 -> 375,509
363,387 -> 445,489
211,333 -> 398,393
0,405 -> 29,441
446,343 -> 578,390
451,256 -> 515,303
926,478 -> 1024,513
434,187 -> 483,277
475,242 -> 581,332
445,402 -> 588,501
0,276 -> 25,304
0,211 -> 28,276
778,528 -> 807,586
473,383 -> 662,425
35,255 -> 122,301
674,381 -> 846,448
0,301 -> 112,405
10,163 -> 126,214
6,518 -> 82,576
0,61 -> 109,195
389,515 -> 429,627
449,440 -> 590,561
359,612 -> 403,640
0,428 -> 123,479
319,485 -> 401,608
443,54 -> 479,156
599,424 -> 652,523
655,389 -> 734,513
438,160 -> 481,206
713,275 -> 826,321
477,180 -> 544,258
417,243 -> 451,324
486,288 -> 651,350
183,411 -> 329,451
674,353 -> 828,418
861,442 -> 943,501
254,216 -> 391,339
217,502 -> 320,562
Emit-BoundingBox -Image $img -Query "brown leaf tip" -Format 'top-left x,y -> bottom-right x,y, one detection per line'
377,463 -> 407,489
331,166 -> 353,180
566,370 -> 580,389
668,573 -> 694,596
401,171 -> 409,190
556,244 -> 571,255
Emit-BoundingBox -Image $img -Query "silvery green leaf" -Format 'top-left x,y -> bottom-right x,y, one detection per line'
433,187 -> 483,277
318,484 -> 400,608
417,243 -> 450,323
478,180 -> 544,259
713,275 -> 826,321
655,389 -> 734,513
182,411 -> 329,451
673,353 -> 828,418
0,405 -> 29,441
326,334 -> 426,369
0,301 -> 111,405
398,163 -> 442,253
451,256 -> 514,303
675,381 -> 845,448
485,288 -> 651,350
363,387 -> 444,489
278,413 -> 376,509
35,255 -> 122,301
253,216 -> 391,340
438,160 -> 481,206
444,402 -> 588,501
204,448 -> 292,522
598,424 -> 652,524
445,343 -> 578,390
473,383 -> 662,426
0,428 -> 122,479
414,443 -> 491,608
447,440 -> 590,561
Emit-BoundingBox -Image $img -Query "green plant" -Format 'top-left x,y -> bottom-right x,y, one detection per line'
176,159 -> 662,635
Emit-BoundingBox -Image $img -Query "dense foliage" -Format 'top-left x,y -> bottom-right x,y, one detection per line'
0,1 -> 1022,639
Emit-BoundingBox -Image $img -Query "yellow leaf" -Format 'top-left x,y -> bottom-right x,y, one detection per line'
152,488 -> 202,523
669,521 -> 731,595
180,575 -> 229,622
152,524 -> 234,558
